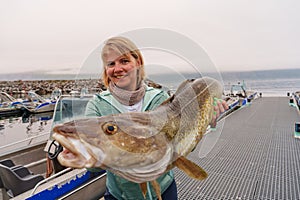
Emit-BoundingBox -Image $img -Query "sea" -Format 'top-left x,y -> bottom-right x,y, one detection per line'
0,68 -> 299,156
148,68 -> 300,97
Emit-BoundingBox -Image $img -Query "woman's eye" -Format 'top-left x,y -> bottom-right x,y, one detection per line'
107,62 -> 115,68
120,59 -> 129,64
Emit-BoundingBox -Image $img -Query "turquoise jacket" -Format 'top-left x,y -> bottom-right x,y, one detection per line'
85,86 -> 174,200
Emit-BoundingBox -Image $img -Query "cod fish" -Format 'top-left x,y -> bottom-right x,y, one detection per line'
52,77 -> 223,200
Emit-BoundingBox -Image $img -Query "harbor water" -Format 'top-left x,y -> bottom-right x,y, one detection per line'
0,111 -> 53,156
148,68 -> 300,97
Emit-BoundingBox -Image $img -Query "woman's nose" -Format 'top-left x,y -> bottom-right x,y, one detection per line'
113,62 -> 123,72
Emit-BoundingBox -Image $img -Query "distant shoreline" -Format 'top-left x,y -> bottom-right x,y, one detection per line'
0,68 -> 300,81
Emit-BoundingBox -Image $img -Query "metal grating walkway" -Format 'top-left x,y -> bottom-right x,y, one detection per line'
175,97 -> 300,199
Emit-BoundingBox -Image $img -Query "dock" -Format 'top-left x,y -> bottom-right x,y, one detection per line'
175,97 -> 300,199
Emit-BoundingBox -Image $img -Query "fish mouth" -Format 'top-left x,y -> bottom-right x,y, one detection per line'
52,133 -> 98,168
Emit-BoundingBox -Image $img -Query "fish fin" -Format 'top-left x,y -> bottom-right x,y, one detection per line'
150,180 -> 162,200
160,79 -> 194,106
174,156 -> 208,180
139,182 -> 147,199
174,79 -> 194,95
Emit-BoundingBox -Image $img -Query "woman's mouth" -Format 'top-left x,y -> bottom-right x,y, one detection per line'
114,74 -> 127,79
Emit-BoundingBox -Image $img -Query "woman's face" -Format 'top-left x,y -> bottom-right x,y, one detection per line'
105,51 -> 140,91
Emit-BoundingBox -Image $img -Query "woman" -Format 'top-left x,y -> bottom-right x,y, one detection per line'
85,36 -> 227,200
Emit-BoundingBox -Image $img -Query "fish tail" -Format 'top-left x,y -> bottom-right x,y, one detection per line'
139,182 -> 147,199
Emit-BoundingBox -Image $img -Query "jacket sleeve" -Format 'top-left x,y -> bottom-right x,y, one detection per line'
146,90 -> 170,111
154,90 -> 170,105
85,98 -> 101,117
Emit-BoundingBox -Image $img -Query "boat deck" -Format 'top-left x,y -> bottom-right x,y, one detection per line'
175,97 -> 300,199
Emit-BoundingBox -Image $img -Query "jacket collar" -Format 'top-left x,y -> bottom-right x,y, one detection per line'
100,86 -> 162,113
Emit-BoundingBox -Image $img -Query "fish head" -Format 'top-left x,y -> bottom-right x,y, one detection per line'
52,113 -> 172,175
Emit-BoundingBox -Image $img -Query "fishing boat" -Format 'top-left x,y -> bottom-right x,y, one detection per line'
222,96 -> 240,110
69,88 -> 94,98
293,91 -> 300,108
226,80 -> 257,106
49,88 -> 62,101
0,92 -> 24,117
0,94 -> 106,200
22,91 -> 56,114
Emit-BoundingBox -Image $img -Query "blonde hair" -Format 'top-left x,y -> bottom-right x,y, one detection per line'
101,37 -> 145,87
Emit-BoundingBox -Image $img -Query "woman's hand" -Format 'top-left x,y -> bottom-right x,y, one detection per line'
210,98 -> 229,128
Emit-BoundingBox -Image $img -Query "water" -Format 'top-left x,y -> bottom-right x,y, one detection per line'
225,78 -> 300,96
148,68 -> 300,96
220,68 -> 300,96
0,68 -> 299,156
0,112 -> 53,156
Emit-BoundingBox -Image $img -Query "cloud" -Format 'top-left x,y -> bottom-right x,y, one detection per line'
0,0 -> 300,76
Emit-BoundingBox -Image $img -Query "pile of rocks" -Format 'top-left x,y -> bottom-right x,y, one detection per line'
0,79 -> 105,96
0,78 -> 162,96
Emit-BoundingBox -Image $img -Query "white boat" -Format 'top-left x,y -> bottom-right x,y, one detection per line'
49,88 -> 62,101
293,91 -> 300,105
22,91 -> 56,114
0,92 -> 24,117
226,80 -> 257,106
0,94 -> 106,200
69,88 -> 93,98
222,95 -> 240,110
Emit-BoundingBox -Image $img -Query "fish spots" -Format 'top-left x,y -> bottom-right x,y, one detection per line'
108,131 -> 167,154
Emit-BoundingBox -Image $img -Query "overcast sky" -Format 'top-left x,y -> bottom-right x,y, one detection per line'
1,0 -> 300,75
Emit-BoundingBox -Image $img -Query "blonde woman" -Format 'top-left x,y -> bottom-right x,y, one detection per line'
86,36 -> 227,199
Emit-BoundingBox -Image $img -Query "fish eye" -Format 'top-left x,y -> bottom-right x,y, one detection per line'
103,123 -> 118,135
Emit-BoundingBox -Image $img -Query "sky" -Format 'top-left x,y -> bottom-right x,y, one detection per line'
1,0 -> 300,76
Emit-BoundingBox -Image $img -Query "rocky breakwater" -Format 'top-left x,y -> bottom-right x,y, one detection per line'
0,78 -> 163,97
0,79 -> 105,96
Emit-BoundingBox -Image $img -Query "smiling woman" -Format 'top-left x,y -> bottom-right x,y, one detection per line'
101,37 -> 145,92
80,35 -> 229,200
84,36 -> 178,200
105,53 -> 140,91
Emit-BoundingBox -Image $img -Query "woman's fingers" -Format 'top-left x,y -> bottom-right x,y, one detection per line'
210,98 -> 229,127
